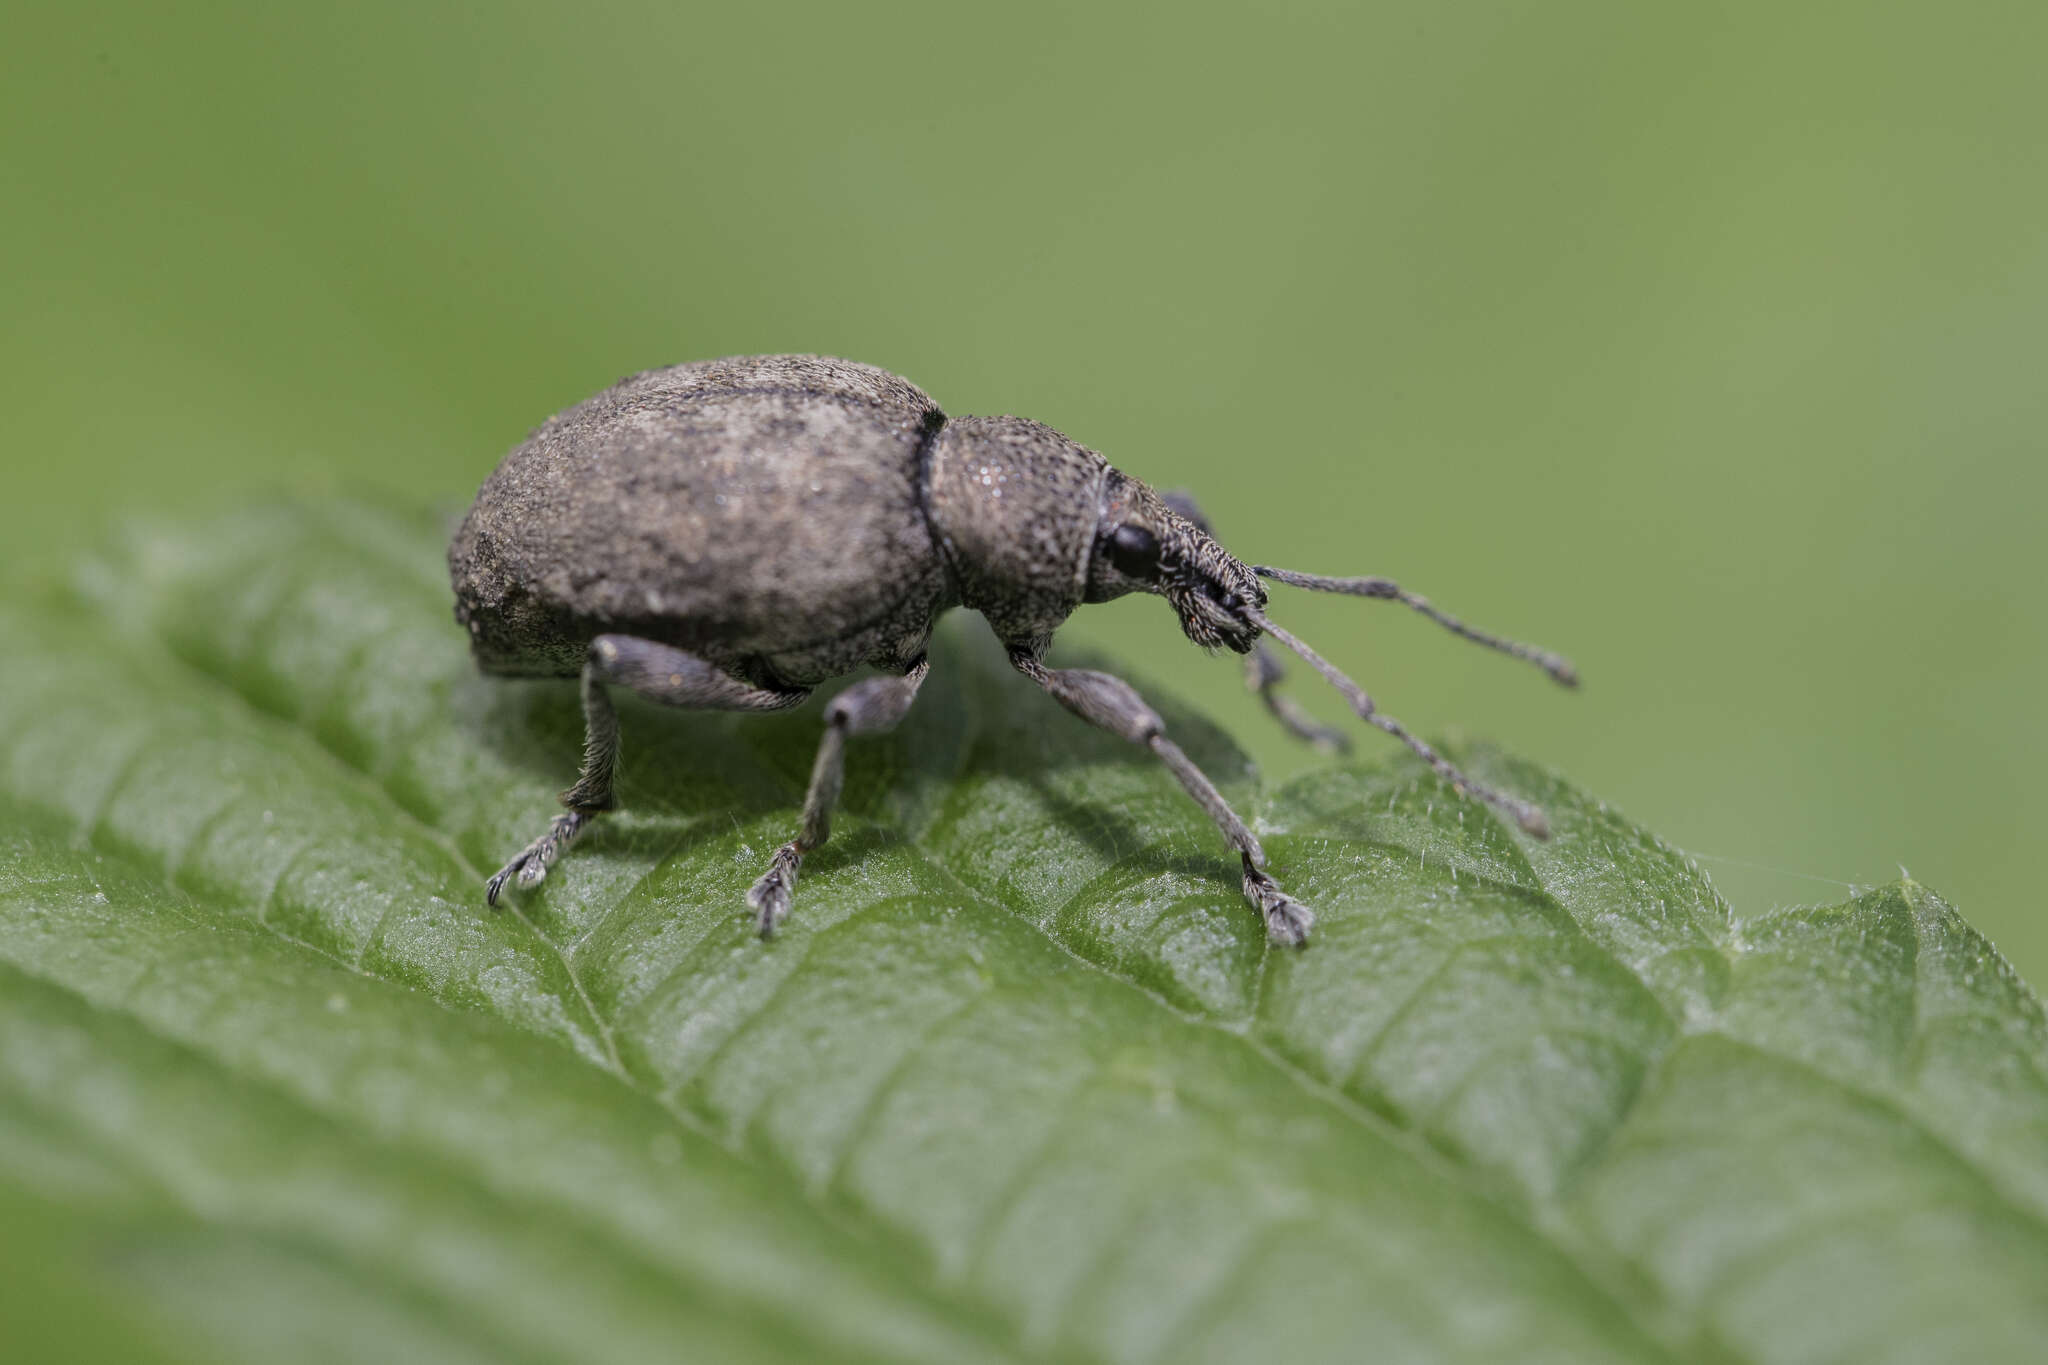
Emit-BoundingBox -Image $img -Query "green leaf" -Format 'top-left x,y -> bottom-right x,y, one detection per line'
3,498 -> 2045,1364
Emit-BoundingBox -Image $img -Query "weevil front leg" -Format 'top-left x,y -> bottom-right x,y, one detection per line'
1009,648 -> 1312,946
486,635 -> 809,905
746,659 -> 930,937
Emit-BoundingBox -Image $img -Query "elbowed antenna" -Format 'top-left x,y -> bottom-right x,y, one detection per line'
1252,566 -> 1579,688
1245,607 -> 1554,839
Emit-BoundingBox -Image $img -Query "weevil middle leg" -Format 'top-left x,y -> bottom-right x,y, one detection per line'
747,659 -> 930,937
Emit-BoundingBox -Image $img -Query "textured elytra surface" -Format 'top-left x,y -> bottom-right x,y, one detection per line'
449,355 -> 948,685
2,499 -> 2045,1364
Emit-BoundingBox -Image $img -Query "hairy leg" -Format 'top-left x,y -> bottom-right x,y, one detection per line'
746,660 -> 930,936
486,635 -> 809,904
1009,647 -> 1312,946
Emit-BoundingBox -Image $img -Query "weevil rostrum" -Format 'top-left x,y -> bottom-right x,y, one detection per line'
449,354 -> 1577,944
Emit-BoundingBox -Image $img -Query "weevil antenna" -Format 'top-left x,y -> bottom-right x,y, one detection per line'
1252,566 -> 1579,688
1246,607 -> 1553,839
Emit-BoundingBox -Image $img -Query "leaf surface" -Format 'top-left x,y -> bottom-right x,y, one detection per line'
2,501 -> 2044,1363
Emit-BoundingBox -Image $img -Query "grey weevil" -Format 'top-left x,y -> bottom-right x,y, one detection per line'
449,354 -> 1577,944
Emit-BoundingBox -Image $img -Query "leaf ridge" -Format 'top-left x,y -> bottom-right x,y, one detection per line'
896,794 -> 1701,1362
1656,1033 -> 2048,1252
0,960 -> 996,1365
824,987 -> 992,1198
136,620 -> 628,1073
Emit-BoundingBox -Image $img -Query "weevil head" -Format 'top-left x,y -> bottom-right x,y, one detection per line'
924,415 -> 1264,652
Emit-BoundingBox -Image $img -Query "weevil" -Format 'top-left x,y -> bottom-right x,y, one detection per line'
449,354 -> 1577,944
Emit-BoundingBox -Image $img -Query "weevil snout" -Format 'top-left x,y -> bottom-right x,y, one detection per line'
1089,470 -> 1267,653
1166,550 -> 1266,653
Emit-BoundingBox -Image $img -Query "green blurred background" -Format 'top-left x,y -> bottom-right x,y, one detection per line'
6,2 -> 2044,985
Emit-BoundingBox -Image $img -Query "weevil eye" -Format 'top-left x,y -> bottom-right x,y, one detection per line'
1105,523 -> 1162,580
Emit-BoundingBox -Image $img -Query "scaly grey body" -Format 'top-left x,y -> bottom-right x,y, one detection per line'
451,354 -> 1578,943
451,356 -> 951,688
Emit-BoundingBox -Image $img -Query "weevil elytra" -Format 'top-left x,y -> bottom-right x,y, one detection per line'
449,354 -> 1577,944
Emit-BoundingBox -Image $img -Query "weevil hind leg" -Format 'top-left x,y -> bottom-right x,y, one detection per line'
1008,646 -> 1313,946
747,659 -> 929,937
486,635 -> 808,904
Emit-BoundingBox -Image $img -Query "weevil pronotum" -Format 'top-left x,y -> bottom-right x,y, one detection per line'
450,355 -> 1577,944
